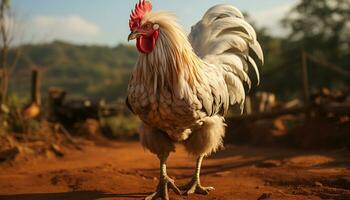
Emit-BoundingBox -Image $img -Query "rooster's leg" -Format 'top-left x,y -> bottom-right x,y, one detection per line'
145,153 -> 181,200
180,155 -> 214,195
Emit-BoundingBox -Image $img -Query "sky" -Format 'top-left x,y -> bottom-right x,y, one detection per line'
12,0 -> 298,46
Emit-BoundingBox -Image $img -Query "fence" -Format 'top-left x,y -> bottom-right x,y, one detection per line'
230,49 -> 350,121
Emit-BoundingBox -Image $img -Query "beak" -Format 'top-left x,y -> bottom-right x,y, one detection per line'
128,31 -> 140,41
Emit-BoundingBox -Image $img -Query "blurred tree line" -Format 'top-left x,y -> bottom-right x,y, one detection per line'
6,0 -> 350,103
258,0 -> 350,100
9,42 -> 138,102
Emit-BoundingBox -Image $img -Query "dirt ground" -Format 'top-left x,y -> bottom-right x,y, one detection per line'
0,140 -> 349,200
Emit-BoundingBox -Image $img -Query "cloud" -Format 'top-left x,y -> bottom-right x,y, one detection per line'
251,2 -> 297,36
25,15 -> 100,44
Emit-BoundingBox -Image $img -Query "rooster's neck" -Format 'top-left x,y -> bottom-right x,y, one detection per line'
136,27 -> 203,94
133,11 -> 204,95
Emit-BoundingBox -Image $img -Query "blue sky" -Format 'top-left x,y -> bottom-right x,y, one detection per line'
12,0 -> 297,46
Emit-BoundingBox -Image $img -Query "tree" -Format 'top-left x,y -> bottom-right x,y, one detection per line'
281,0 -> 350,91
0,0 -> 20,107
0,0 -> 22,133
282,0 -> 350,61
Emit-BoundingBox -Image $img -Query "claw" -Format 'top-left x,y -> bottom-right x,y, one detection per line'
145,175 -> 181,200
180,178 -> 214,196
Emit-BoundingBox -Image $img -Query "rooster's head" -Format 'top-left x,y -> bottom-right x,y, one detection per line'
128,0 -> 159,54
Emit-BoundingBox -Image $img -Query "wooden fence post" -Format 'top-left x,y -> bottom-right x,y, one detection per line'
31,68 -> 41,106
301,49 -> 311,118
245,96 -> 252,114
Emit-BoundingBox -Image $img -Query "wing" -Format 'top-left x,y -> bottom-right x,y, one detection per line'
175,62 -> 230,117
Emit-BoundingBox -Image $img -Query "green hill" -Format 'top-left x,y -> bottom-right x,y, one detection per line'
10,41 -> 138,101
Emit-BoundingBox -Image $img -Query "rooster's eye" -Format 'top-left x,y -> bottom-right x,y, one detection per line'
153,24 -> 159,30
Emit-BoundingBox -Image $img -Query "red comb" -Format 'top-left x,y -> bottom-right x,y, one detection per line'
129,0 -> 152,30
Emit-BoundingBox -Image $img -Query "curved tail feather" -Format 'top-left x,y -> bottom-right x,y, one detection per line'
189,4 -> 263,109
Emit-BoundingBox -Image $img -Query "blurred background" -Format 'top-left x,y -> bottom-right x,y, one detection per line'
0,0 -> 349,145
0,1 -> 349,199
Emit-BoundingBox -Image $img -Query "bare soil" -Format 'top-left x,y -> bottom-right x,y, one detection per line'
0,140 -> 349,200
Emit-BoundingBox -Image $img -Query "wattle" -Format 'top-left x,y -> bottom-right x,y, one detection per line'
136,30 -> 159,54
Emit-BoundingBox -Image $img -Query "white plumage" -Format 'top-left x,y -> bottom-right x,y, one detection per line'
126,3 -> 263,200
190,4 -> 263,109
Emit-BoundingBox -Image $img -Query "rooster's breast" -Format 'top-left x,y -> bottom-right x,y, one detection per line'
127,80 -> 206,141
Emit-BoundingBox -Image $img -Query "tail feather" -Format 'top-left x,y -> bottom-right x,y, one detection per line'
189,4 -> 263,109
203,4 -> 244,21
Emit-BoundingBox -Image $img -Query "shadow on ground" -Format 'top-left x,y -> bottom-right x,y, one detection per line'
0,191 -> 149,200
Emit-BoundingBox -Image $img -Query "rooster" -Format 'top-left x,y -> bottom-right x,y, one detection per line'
126,0 -> 263,199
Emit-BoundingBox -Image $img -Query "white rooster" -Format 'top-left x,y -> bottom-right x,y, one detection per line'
126,0 -> 263,199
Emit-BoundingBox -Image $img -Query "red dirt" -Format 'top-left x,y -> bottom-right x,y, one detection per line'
0,141 -> 349,200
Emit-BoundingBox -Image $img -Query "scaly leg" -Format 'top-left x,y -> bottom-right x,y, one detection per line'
180,155 -> 214,195
145,154 -> 181,200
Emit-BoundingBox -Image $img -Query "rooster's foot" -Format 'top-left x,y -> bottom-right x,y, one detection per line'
179,178 -> 214,195
145,175 -> 181,200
